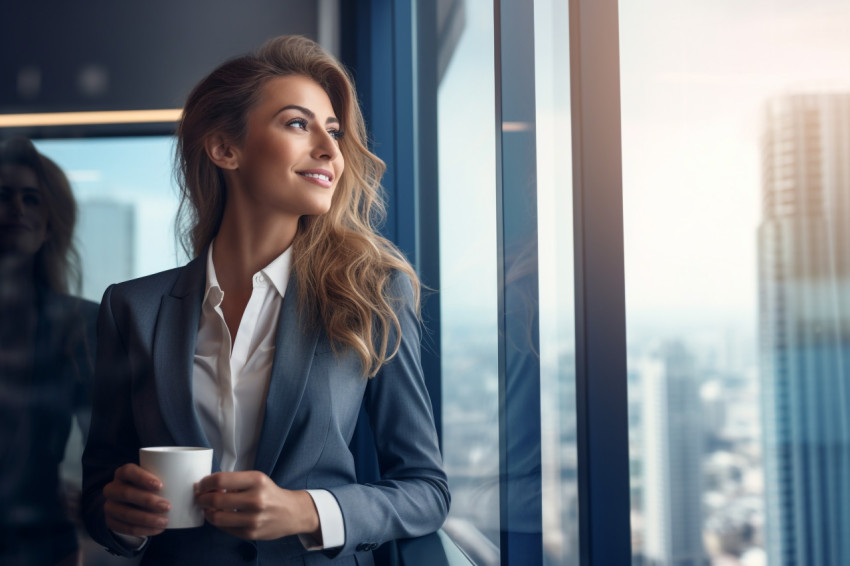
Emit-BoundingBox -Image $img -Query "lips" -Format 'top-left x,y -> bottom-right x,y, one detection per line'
297,168 -> 334,188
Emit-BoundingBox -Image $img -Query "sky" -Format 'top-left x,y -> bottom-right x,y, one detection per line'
436,0 -> 850,343
618,0 -> 850,327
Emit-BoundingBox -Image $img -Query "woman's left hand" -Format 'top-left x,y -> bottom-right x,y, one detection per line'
196,471 -> 321,541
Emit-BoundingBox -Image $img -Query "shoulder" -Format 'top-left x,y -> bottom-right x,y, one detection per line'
105,256 -> 204,308
384,268 -> 417,303
107,266 -> 182,298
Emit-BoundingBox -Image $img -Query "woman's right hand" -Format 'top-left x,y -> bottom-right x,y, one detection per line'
102,463 -> 171,537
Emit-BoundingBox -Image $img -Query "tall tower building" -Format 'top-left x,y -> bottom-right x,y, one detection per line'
77,198 -> 135,302
642,341 -> 708,566
758,93 -> 850,566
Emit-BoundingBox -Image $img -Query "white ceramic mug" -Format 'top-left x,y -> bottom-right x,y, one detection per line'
139,446 -> 213,529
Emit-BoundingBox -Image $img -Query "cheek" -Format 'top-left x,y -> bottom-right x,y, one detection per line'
335,156 -> 345,184
34,209 -> 49,230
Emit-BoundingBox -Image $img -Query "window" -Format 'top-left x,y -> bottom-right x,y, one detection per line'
620,1 -> 850,564
437,0 -> 578,564
34,137 -> 184,302
33,136 -> 180,566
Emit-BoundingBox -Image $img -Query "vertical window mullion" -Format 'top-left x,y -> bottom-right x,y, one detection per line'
569,0 -> 631,563
494,1 -> 544,564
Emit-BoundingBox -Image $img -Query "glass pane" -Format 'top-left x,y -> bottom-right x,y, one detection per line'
34,137 -> 185,302
620,1 -> 850,565
438,0 -> 501,563
31,136 -> 181,566
534,0 -> 579,563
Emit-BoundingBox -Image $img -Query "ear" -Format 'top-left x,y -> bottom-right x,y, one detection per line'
205,133 -> 240,170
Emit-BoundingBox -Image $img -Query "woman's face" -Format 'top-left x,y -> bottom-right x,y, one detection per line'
0,164 -> 49,257
227,75 -> 345,221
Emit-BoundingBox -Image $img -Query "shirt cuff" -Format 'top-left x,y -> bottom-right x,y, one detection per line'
112,531 -> 148,551
298,489 -> 345,550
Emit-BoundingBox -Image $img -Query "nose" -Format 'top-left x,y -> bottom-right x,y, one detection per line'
312,130 -> 341,162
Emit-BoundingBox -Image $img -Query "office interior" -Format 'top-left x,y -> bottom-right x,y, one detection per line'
2,0 -> 848,565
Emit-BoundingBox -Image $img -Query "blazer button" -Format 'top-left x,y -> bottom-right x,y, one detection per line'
356,542 -> 379,552
239,541 -> 258,561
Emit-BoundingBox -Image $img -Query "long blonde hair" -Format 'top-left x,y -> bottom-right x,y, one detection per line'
175,35 -> 418,377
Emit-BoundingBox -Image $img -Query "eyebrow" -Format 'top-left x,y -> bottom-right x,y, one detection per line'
276,104 -> 340,126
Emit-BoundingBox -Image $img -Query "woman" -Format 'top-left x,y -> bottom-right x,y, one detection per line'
82,36 -> 449,565
0,137 -> 98,566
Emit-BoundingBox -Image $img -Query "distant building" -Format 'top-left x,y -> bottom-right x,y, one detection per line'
77,198 -> 135,302
758,92 -> 850,566
642,342 -> 709,566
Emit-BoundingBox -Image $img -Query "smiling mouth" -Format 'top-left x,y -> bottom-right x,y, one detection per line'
298,172 -> 332,182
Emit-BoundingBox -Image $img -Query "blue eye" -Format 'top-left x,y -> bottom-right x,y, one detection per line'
328,129 -> 345,141
287,118 -> 308,130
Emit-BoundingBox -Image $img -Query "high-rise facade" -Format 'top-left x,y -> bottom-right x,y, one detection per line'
642,342 -> 708,566
77,198 -> 135,301
759,93 -> 850,566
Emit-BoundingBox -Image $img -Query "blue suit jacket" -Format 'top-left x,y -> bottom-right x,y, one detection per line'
81,253 -> 450,565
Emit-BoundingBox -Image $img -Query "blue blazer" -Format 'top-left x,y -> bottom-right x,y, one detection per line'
81,253 -> 450,565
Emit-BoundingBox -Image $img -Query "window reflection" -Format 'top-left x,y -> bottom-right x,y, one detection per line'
534,0 -> 579,563
34,137 -> 185,302
439,0 -> 579,564
437,1 -> 501,563
33,136 -> 180,565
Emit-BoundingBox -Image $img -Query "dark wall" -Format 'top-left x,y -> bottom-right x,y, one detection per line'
1,0 -> 320,114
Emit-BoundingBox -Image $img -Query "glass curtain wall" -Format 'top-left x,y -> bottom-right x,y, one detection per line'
33,137 -> 184,303
620,1 -> 850,565
30,137 -> 180,566
438,1 -> 501,562
438,0 -> 577,564
534,0 -> 579,563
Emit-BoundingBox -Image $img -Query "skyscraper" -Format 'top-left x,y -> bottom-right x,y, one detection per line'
77,198 -> 135,301
758,92 -> 850,566
642,341 -> 708,566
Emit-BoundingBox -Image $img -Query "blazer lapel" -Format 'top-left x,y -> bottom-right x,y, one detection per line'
152,253 -> 212,454
252,273 -> 320,475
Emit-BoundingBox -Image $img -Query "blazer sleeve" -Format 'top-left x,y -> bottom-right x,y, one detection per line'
326,272 -> 451,556
81,284 -> 146,557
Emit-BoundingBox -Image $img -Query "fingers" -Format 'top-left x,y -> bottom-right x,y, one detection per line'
202,505 -> 277,541
102,463 -> 171,536
196,470 -> 267,494
196,487 -> 266,513
103,470 -> 170,513
203,507 -> 254,529
115,463 -> 163,491
105,501 -> 168,537
196,471 -> 288,540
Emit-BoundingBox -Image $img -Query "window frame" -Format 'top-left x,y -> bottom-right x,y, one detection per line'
346,0 -> 633,563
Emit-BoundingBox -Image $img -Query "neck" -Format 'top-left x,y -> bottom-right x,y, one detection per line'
212,207 -> 296,296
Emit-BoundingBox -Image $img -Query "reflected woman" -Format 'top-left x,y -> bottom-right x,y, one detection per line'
0,137 -> 98,566
82,36 -> 449,565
